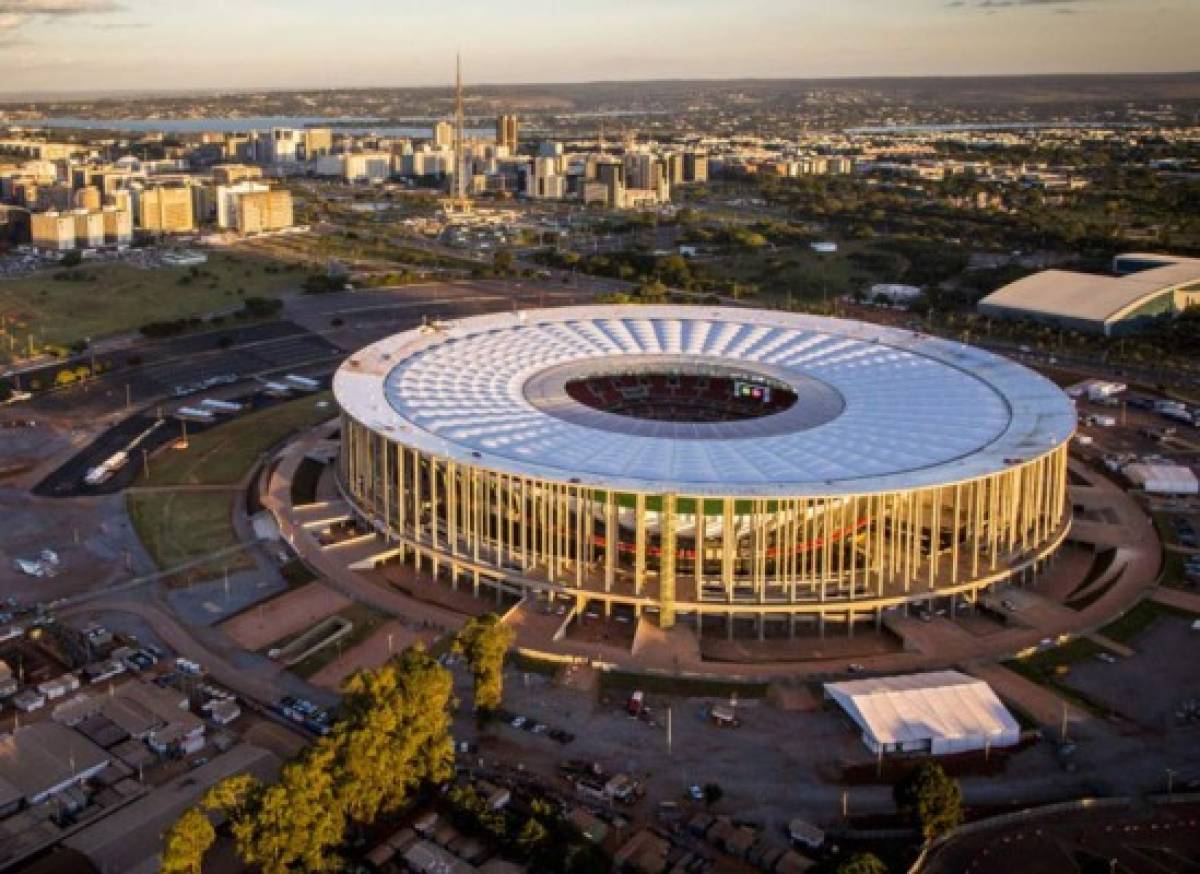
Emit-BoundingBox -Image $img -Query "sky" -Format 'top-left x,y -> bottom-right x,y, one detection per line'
0,0 -> 1197,94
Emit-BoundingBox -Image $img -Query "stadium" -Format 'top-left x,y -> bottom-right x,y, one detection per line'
333,306 -> 1075,636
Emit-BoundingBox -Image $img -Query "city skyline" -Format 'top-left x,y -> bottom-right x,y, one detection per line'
1,0 -> 1198,94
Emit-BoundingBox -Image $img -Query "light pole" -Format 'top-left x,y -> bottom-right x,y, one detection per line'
1166,768 -> 1176,797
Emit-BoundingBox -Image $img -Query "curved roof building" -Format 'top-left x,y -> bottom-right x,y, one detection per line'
978,253 -> 1200,337
334,306 -> 1074,634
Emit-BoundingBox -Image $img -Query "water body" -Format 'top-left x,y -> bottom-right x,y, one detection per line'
845,121 -> 1138,134
35,115 -> 492,138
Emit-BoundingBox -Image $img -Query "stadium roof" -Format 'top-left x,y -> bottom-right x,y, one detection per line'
334,306 -> 1074,497
978,255 -> 1200,327
824,671 -> 1019,750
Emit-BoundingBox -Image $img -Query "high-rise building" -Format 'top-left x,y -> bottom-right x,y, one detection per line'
234,189 -> 294,235
267,128 -> 300,164
216,180 -> 270,228
72,185 -> 102,211
496,114 -> 519,152
138,186 -> 196,234
301,128 -> 333,160
683,151 -> 709,184
433,121 -> 454,148
212,164 -> 263,186
101,206 -> 132,246
30,211 -> 75,251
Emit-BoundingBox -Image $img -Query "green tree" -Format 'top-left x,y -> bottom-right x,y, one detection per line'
836,851 -> 889,874
893,762 -> 963,841
453,613 -> 515,713
161,807 -> 215,874
332,646 -> 455,822
493,249 -> 515,274
517,816 -> 550,857
233,743 -> 346,874
201,772 -> 261,819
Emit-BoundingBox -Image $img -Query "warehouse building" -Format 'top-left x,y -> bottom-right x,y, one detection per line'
978,253 -> 1200,336
824,670 -> 1020,755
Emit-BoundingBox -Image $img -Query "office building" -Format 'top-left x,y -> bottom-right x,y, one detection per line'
235,189 -> 294,235
496,114 -> 519,152
138,185 -> 196,234
71,209 -> 105,248
433,121 -> 454,148
301,128 -> 334,159
215,180 -> 270,228
30,211 -> 76,251
212,164 -> 263,186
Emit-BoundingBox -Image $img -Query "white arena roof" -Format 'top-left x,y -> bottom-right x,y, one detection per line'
334,306 -> 1074,497
824,670 -> 1020,755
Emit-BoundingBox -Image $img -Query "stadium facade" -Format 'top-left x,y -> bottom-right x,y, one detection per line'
334,306 -> 1074,635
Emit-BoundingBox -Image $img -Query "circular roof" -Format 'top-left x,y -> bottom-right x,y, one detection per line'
334,306 -> 1075,497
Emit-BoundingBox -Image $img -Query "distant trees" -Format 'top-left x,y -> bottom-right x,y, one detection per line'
453,613 -> 515,713
160,808 -> 215,874
493,249 -> 515,274
168,647 -> 455,873
835,851 -> 889,874
893,762 -> 963,841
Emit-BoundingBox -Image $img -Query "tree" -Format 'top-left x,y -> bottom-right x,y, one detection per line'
332,646 -> 455,822
161,807 -> 215,874
836,851 -> 888,874
702,782 -> 723,807
233,743 -> 346,874
893,762 -> 963,841
201,772 -> 260,820
493,249 -> 515,274
453,613 -> 515,713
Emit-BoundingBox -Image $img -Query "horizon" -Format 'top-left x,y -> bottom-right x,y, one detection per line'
2,69 -> 1199,105
1,0 -> 1197,94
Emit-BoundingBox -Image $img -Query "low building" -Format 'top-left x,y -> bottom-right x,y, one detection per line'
978,253 -> 1200,337
824,670 -> 1020,755
1123,463 -> 1200,495
0,723 -> 110,809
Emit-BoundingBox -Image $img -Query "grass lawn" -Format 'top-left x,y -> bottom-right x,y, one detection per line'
282,602 -> 391,679
0,251 -> 298,346
143,392 -> 335,486
126,489 -> 255,585
1003,637 -> 1119,718
1099,599 -> 1199,645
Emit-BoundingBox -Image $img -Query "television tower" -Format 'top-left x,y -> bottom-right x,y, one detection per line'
451,53 -> 470,210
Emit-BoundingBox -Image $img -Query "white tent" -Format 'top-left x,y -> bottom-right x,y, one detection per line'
824,670 -> 1020,756
1123,463 -> 1200,495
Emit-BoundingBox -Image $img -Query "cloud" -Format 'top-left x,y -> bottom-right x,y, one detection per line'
949,0 -> 1098,7
0,0 -> 121,37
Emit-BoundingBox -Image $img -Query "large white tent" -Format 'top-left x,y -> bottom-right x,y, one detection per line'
824,671 -> 1020,756
1123,463 -> 1200,496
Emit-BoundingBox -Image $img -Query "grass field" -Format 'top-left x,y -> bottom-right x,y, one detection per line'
1099,599 -> 1199,644
143,392 -> 335,486
125,489 -> 255,585
0,251 -> 298,346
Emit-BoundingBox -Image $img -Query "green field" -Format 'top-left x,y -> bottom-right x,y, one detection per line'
0,251 -> 298,346
143,392 -> 335,486
1099,599 -> 1199,645
125,489 -> 255,585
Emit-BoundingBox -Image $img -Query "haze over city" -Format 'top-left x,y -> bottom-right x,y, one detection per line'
2,0 -> 1199,93
2,2 -> 1200,874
